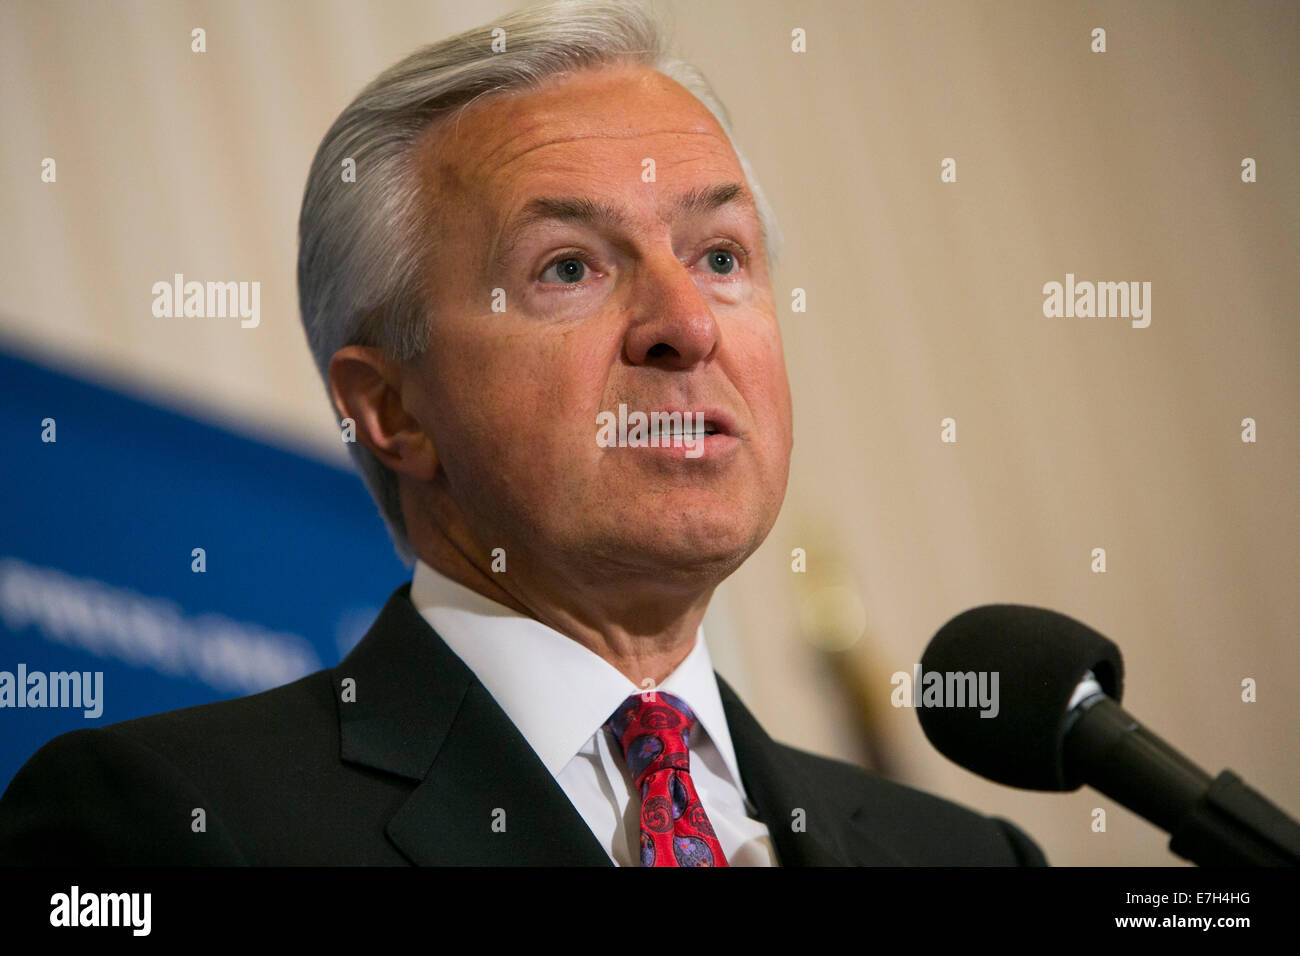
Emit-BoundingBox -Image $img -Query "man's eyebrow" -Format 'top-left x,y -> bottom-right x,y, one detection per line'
490,182 -> 756,271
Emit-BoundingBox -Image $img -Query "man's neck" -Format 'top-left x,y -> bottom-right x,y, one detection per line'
412,538 -> 711,687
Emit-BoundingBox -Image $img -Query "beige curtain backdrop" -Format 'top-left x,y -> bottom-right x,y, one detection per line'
1,0 -> 1295,865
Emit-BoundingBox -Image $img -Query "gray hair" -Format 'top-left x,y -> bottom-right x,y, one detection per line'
297,0 -> 783,566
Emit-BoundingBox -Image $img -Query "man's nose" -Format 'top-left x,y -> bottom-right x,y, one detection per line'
622,251 -> 720,370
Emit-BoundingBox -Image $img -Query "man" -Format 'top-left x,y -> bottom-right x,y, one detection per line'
0,0 -> 1046,866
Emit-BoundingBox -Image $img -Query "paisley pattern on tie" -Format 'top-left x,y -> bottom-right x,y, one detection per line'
605,692 -> 729,867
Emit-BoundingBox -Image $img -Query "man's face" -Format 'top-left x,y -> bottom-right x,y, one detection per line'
404,63 -> 792,586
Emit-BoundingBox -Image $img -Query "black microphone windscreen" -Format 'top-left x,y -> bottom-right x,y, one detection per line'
917,604 -> 1124,790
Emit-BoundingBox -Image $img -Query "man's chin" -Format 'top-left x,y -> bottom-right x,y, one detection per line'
578,514 -> 769,584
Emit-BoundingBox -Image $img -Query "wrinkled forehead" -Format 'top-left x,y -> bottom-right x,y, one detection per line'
413,64 -> 745,230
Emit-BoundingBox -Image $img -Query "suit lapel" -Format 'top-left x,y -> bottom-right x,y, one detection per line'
335,584 -> 612,866
717,674 -> 907,866
336,584 -> 903,866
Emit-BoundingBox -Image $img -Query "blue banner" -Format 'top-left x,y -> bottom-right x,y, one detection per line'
0,347 -> 408,790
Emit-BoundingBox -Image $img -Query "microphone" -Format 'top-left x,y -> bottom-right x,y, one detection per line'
917,604 -> 1300,866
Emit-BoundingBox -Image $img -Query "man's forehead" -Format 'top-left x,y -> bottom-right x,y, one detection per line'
419,64 -> 736,192
412,64 -> 757,277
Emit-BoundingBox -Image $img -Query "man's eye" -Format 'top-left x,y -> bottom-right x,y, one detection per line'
703,249 -> 734,275
696,244 -> 743,275
536,244 -> 744,286
539,256 -> 587,284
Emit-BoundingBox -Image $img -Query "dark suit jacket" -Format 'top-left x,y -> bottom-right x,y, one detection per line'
0,584 -> 1047,866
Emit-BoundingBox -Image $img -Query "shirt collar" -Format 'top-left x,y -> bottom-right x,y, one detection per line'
408,559 -> 747,793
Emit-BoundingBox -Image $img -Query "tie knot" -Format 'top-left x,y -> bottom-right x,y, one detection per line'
604,691 -> 697,788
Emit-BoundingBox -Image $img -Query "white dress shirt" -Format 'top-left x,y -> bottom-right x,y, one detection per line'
408,559 -> 777,866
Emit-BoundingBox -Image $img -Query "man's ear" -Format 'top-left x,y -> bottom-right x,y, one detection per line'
328,345 -> 438,481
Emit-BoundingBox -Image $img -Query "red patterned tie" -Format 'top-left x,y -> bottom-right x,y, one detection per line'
605,691 -> 729,867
